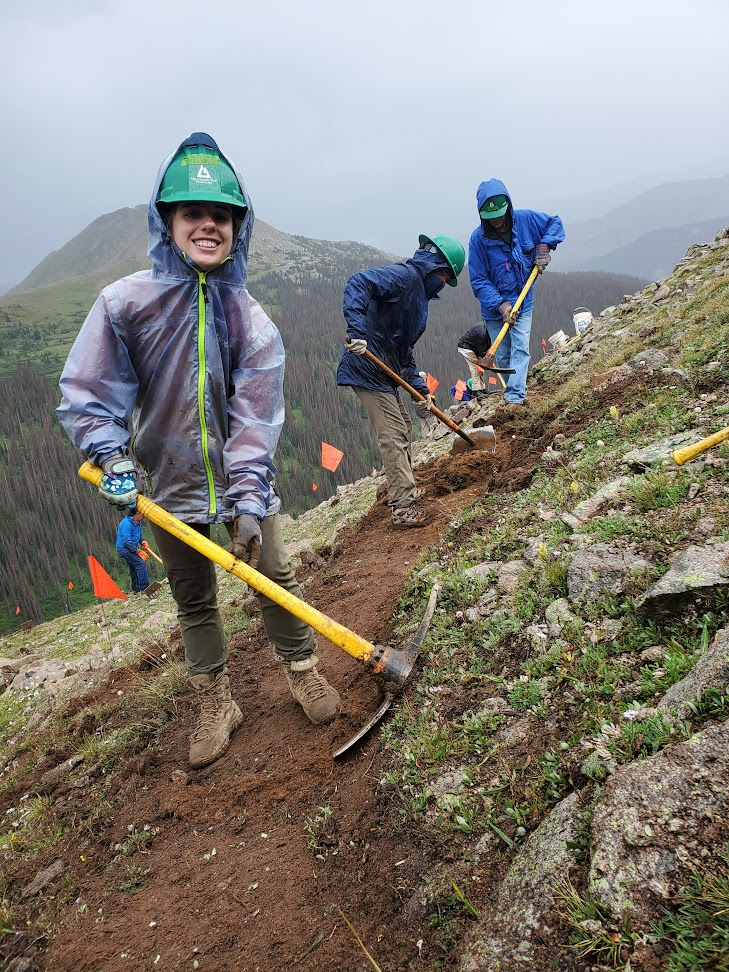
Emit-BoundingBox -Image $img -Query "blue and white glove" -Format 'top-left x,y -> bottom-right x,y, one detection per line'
230,514 -> 262,570
99,456 -> 138,507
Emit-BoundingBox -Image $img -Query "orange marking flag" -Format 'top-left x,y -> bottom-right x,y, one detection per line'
321,442 -> 344,473
68,581 -> 74,590
425,373 -> 439,395
312,483 -> 318,491
488,375 -> 497,385
87,556 -> 127,601
454,379 -> 467,401
15,606 -> 20,615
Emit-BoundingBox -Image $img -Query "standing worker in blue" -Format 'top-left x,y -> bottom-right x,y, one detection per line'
58,132 -> 340,770
468,179 -> 564,410
116,508 -> 150,593
337,234 -> 466,527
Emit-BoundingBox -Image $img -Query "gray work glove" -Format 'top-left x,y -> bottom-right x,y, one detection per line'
99,455 -> 138,507
535,243 -> 551,272
230,514 -> 262,570
498,301 -> 517,325
347,337 -> 367,354
416,394 -> 433,415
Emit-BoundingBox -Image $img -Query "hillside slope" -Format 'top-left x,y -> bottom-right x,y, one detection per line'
0,228 -> 727,971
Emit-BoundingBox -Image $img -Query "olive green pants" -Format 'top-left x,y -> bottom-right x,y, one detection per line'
354,387 -> 417,509
150,513 -> 313,675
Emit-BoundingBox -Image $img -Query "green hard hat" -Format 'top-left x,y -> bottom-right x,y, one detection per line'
418,234 -> 466,287
479,194 -> 509,219
158,144 -> 247,214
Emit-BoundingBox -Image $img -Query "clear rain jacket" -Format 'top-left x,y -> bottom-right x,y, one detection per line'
468,178 -> 565,322
57,133 -> 284,523
335,248 -> 451,396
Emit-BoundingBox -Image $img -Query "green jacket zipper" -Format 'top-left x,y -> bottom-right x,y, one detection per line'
196,271 -> 217,516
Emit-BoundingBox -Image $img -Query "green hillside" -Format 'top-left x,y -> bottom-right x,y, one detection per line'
0,209 -> 647,630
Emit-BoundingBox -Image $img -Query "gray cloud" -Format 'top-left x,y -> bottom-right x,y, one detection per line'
2,0 -> 728,292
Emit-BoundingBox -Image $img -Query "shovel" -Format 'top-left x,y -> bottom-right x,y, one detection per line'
479,265 -> 539,375
78,462 -> 431,753
350,342 -> 496,455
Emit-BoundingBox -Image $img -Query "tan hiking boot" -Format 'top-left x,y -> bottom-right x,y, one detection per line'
281,655 -> 340,724
188,668 -> 243,769
392,502 -> 428,528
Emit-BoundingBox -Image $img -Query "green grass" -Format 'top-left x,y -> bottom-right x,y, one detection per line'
653,845 -> 729,970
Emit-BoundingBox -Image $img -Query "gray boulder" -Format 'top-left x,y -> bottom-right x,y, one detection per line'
635,542 -> 729,615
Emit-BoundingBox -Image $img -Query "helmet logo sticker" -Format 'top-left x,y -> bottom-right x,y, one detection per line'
196,165 -> 213,181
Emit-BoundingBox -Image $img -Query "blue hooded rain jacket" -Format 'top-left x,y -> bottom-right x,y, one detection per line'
57,133 -> 284,524
468,179 -> 565,322
336,248 -> 451,396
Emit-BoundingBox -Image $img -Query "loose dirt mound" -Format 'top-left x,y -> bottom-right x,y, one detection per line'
2,406 -> 578,972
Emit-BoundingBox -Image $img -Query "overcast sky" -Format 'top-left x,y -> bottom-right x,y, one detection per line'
2,0 -> 729,292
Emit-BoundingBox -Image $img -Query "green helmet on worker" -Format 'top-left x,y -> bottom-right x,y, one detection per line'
157,142 -> 248,217
418,234 -> 466,287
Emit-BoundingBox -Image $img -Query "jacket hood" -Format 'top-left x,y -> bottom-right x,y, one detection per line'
476,178 -> 512,214
406,245 -> 452,281
148,132 -> 254,285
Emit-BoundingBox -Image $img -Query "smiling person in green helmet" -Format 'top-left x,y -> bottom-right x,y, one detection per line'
336,234 -> 466,527
58,133 -> 340,770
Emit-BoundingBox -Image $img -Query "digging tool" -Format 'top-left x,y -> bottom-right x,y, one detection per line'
334,582 -> 440,758
350,343 -> 496,454
142,544 -> 164,566
672,427 -> 729,465
479,265 -> 540,375
79,462 -> 414,688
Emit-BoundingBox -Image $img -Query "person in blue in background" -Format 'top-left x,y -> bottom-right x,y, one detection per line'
469,179 -> 564,410
116,508 -> 150,593
337,234 -> 465,528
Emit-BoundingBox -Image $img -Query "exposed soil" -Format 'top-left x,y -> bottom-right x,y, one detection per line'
2,402 -> 591,972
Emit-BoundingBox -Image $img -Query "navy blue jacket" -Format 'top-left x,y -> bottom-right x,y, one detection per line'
468,179 -> 565,322
336,248 -> 451,396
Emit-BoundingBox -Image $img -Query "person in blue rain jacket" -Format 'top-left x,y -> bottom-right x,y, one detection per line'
468,179 -> 564,408
115,508 -> 150,592
337,234 -> 465,527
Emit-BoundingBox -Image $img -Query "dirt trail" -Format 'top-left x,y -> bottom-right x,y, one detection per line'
4,411 -> 568,972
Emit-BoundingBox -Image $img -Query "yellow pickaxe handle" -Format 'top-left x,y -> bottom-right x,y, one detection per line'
672,427 -> 729,465
79,462 -> 401,679
480,265 -> 540,371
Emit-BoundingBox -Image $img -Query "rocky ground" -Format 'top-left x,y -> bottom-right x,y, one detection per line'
1,229 -> 728,972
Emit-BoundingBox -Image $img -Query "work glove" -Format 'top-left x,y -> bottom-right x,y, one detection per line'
347,338 -> 368,354
230,514 -> 262,570
99,456 -> 138,507
137,549 -> 149,561
141,541 -> 150,550
535,243 -> 551,272
498,301 -> 517,325
416,394 -> 433,415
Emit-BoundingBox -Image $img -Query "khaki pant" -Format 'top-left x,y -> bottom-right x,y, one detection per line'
457,348 -> 485,391
150,513 -> 312,675
354,387 -> 417,509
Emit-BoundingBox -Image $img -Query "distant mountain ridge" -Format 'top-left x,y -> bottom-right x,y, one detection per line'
558,174 -> 729,278
8,206 -> 398,296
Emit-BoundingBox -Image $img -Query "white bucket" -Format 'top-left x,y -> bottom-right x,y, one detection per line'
548,329 -> 569,350
573,307 -> 593,335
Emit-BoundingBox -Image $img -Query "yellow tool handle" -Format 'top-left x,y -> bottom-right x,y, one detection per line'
79,462 -> 382,669
672,427 -> 729,465
483,265 -> 540,362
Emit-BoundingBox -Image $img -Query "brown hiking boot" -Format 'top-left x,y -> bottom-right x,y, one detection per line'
392,502 -> 428,528
188,668 -> 243,769
281,655 -> 340,724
